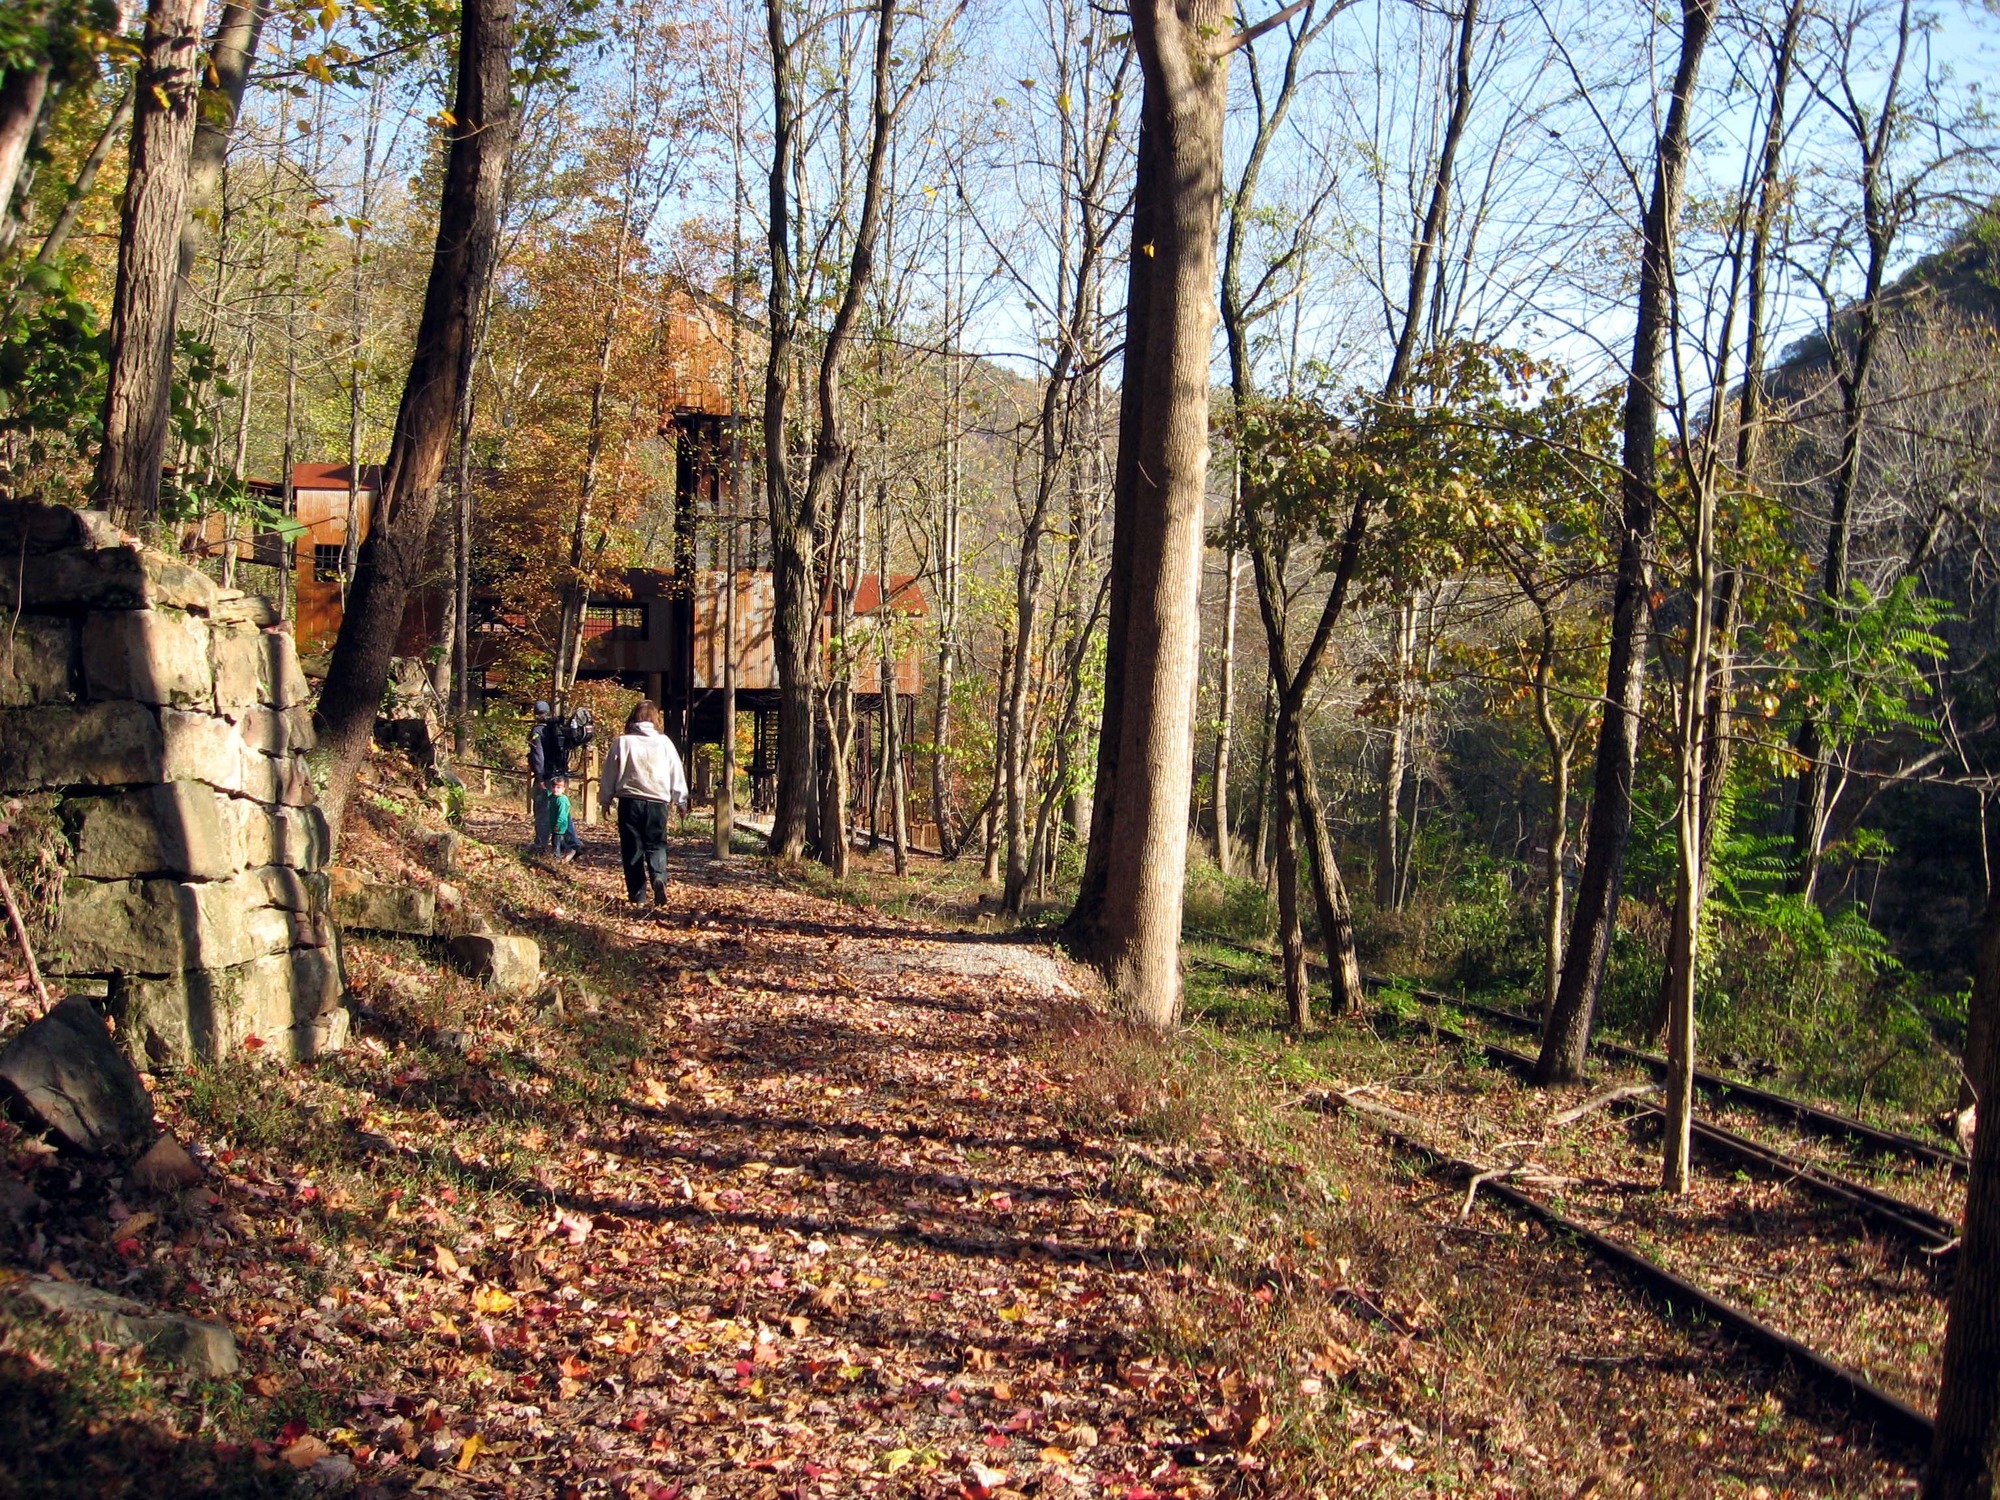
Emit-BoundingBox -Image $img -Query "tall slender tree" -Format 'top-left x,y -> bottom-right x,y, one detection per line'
1070,0 -> 1233,1027
314,0 -> 516,842
177,1 -> 270,296
1236,0 -> 1477,1027
1534,0 -> 1717,1085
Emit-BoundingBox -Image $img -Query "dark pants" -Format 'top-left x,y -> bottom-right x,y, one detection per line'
617,797 -> 670,900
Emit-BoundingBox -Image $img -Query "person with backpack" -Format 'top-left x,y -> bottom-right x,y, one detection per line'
528,701 -> 560,852
531,700 -> 592,852
598,699 -> 688,906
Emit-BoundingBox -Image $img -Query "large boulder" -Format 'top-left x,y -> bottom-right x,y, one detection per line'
210,620 -> 309,716
329,867 -> 435,936
82,607 -> 215,711
232,799 -> 328,871
0,701 -> 162,791
110,943 -> 346,1066
0,540 -> 219,615
0,616 -> 76,708
0,995 -> 154,1156
13,1279 -> 239,1376
66,782 -> 238,881
448,933 -> 541,997
0,502 -> 124,557
157,707 -> 315,806
55,867 -> 331,976
377,656 -> 446,773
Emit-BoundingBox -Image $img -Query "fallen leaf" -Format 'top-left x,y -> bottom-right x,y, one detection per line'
280,1435 -> 331,1469
456,1433 -> 484,1471
105,1211 -> 157,1242
882,1448 -> 916,1475
472,1284 -> 515,1314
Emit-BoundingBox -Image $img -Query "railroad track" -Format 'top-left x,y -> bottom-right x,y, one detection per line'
1433,989 -> 1965,1173
1312,1090 -> 1937,1451
1390,1009 -> 1960,1253
1189,936 -> 1954,1451
1186,938 -> 1965,1172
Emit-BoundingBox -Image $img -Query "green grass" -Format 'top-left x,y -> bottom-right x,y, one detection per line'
0,1316 -> 297,1499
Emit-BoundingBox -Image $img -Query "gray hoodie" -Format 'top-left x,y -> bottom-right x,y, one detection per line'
598,722 -> 690,811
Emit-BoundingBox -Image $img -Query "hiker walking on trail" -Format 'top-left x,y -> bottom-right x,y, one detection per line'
600,700 -> 688,906
529,700 -> 573,853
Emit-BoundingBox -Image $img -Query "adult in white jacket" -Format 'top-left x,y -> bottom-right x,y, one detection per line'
598,700 -> 689,905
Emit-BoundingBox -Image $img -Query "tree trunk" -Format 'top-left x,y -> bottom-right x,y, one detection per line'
1002,537 -> 1041,910
221,323 -> 258,589
716,502 -> 740,862
1069,114 -> 1154,940
1296,727 -> 1364,1011
1926,880 -> 2000,1499
1535,0 -> 1715,1086
313,0 -> 514,844
1961,814 -> 2000,1117
1650,570 -> 1739,1039
881,533 -> 908,876
1376,596 -> 1416,909
339,75 -> 385,596
818,681 -> 853,877
931,582 -> 958,854
1653,3 -> 1797,1033
177,0 -> 269,297
1250,677 -> 1274,883
95,0 -> 207,527
1213,527 -> 1240,875
763,0 -> 901,861
1079,0 -> 1229,1028
0,0 -> 56,237
931,215 -> 964,859
0,58 -> 52,232
1533,627 -> 1571,1021
1212,6 -> 1324,880
983,639 -> 1013,886
36,83 -> 132,266
1663,393 -> 1724,1196
1271,696 -> 1310,1029
450,368 -> 477,752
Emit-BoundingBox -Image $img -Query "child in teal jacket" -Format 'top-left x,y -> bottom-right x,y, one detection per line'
547,774 -> 582,862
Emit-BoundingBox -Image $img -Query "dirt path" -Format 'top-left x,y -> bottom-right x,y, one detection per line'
466,817 -> 1227,1498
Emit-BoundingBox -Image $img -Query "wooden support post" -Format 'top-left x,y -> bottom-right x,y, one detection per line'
582,741 -> 599,826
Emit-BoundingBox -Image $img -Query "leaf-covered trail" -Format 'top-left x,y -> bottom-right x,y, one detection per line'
479,819 -> 1230,1499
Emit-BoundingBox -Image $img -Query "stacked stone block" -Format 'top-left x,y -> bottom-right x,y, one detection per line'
0,501 -> 346,1066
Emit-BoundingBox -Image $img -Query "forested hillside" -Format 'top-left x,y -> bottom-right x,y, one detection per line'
7,0 -> 2000,1492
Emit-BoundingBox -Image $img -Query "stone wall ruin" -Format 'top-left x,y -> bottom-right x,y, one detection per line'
0,501 -> 346,1065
